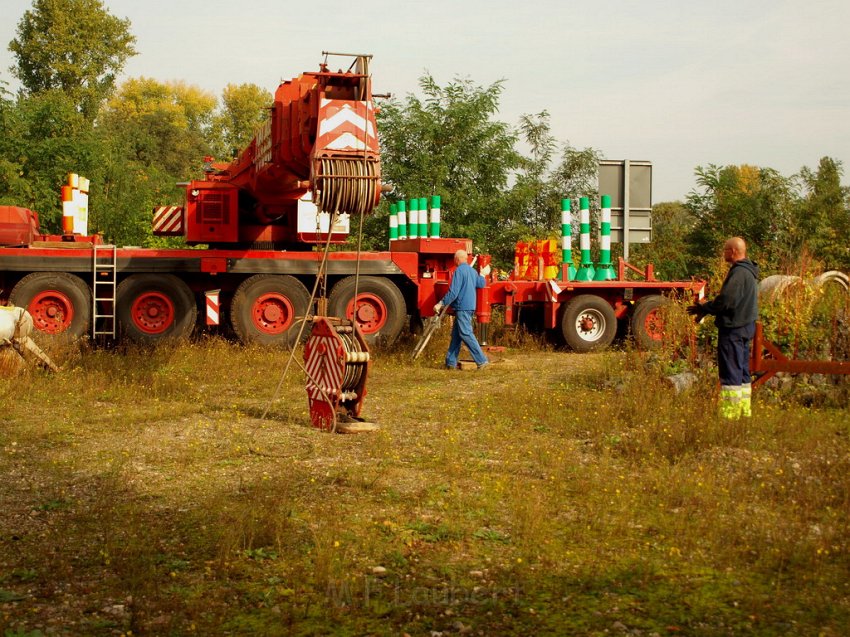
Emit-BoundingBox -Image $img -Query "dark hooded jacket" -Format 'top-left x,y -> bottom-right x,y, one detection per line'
702,259 -> 760,329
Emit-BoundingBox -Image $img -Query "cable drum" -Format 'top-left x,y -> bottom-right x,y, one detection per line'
338,326 -> 367,391
314,158 -> 380,217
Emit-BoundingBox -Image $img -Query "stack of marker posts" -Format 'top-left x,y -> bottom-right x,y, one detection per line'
388,195 -> 441,241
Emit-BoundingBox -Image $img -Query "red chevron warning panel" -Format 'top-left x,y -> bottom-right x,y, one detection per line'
305,334 -> 344,400
304,328 -> 346,431
153,206 -> 184,236
315,99 -> 379,155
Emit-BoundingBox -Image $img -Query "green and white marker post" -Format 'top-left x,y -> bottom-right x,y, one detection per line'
430,195 -> 441,238
408,198 -> 419,239
397,200 -> 408,239
575,196 -> 595,281
561,198 -> 576,281
593,194 -> 615,281
418,197 -> 428,238
389,202 -> 398,242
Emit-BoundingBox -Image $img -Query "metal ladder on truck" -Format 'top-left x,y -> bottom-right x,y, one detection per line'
92,244 -> 117,340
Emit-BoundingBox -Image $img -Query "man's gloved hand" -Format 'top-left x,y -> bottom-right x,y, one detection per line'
480,264 -> 491,277
686,303 -> 707,318
434,302 -> 444,314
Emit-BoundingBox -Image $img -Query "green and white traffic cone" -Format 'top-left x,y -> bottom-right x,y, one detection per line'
594,194 -> 615,281
389,202 -> 398,242
561,198 -> 576,280
575,196 -> 595,281
418,197 -> 428,238
430,195 -> 441,238
408,198 -> 419,239
397,200 -> 408,239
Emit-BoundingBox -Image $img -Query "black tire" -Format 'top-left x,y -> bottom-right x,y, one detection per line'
561,294 -> 617,352
230,274 -> 312,347
9,272 -> 91,340
631,295 -> 670,350
328,276 -> 406,347
116,274 -> 197,344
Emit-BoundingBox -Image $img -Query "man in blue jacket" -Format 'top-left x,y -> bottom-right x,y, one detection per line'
434,249 -> 490,370
688,237 -> 759,419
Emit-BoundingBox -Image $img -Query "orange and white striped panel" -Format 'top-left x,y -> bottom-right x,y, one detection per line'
304,334 -> 344,401
153,206 -> 184,235
315,99 -> 379,155
205,289 -> 220,326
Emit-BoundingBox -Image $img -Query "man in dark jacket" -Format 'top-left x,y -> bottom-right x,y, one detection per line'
435,249 -> 490,370
688,237 -> 759,418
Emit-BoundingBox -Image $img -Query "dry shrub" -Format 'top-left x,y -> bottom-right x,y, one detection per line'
0,346 -> 25,377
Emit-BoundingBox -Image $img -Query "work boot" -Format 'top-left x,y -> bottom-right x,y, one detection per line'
740,383 -> 752,418
719,385 -> 742,420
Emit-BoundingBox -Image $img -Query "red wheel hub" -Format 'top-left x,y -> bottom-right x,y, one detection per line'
644,309 -> 665,341
252,293 -> 295,334
130,292 -> 175,334
345,294 -> 387,334
29,291 -> 75,334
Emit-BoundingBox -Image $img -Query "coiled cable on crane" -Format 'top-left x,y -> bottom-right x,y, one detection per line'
337,327 -> 366,391
315,157 -> 379,217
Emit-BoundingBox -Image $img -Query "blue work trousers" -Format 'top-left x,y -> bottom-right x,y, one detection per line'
717,323 -> 755,386
445,310 -> 488,368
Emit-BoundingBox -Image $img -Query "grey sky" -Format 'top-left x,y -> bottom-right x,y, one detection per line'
1,0 -> 848,202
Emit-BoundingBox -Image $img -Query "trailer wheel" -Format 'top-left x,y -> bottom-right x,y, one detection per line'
230,274 -> 311,347
561,294 -> 617,352
117,274 -> 197,343
9,272 -> 91,339
631,295 -> 670,350
328,276 -> 406,347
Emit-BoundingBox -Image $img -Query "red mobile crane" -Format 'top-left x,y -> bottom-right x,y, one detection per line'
0,54 -> 703,351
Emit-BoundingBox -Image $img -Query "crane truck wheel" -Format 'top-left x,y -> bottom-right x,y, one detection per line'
328,276 -> 406,348
561,294 -> 617,352
631,295 -> 670,350
116,274 -> 197,344
9,272 -> 91,340
230,274 -> 311,347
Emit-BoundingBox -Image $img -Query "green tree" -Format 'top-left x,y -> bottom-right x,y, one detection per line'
0,88 -> 99,232
0,82 -> 32,206
629,201 -> 696,280
511,111 -> 558,235
685,164 -> 796,275
793,157 -> 850,270
504,110 -> 601,269
371,74 -> 522,261
92,78 -> 217,245
99,77 -> 216,178
211,83 -> 272,159
8,0 -> 137,119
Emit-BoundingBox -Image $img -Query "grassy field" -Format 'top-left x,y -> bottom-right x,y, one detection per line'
0,328 -> 848,636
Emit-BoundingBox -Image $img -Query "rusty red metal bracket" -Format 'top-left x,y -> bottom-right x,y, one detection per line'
750,321 -> 850,387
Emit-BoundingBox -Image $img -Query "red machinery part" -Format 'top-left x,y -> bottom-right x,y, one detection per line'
0,206 -> 40,246
182,55 -> 381,247
304,316 -> 370,432
252,292 -> 297,334
345,293 -> 388,333
750,321 -> 850,387
129,291 -> 176,335
29,289 -> 75,334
